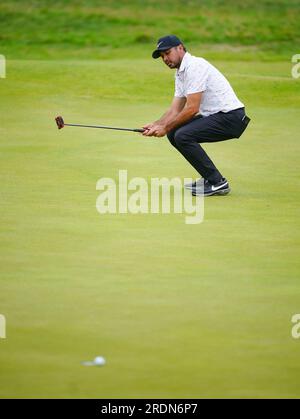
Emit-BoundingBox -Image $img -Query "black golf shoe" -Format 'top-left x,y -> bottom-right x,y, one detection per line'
184,178 -> 204,190
190,177 -> 231,197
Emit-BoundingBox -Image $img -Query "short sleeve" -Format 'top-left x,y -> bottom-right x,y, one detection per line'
174,74 -> 185,98
185,62 -> 209,94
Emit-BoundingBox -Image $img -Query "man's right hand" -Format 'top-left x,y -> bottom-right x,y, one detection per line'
142,122 -> 155,132
142,123 -> 167,137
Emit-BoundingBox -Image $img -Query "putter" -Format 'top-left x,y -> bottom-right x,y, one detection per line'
55,116 -> 144,133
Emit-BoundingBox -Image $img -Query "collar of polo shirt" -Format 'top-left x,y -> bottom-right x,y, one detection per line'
177,52 -> 191,73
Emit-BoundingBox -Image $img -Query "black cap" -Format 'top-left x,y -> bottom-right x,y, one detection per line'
152,35 -> 182,59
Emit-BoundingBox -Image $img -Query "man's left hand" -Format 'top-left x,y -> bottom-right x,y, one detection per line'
142,124 -> 167,137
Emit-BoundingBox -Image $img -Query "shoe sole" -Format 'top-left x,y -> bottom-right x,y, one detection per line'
192,187 -> 231,197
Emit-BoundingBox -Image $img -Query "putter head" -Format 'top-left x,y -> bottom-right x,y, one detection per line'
55,116 -> 64,129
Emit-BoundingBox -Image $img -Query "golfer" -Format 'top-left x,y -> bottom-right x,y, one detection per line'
143,35 -> 250,196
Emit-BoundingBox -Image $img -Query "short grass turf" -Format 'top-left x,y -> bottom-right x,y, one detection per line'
1,0 -> 299,59
1,55 -> 300,398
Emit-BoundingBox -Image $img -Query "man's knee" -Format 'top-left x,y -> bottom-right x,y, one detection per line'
174,128 -> 192,148
167,129 -> 177,147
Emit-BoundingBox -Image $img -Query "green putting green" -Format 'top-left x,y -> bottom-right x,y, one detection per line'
1,57 -> 299,398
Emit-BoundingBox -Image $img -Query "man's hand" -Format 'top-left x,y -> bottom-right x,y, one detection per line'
142,122 -> 155,136
142,122 -> 155,131
141,98 -> 186,137
142,123 -> 167,137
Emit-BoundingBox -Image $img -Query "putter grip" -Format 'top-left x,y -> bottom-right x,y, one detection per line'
134,128 -> 145,133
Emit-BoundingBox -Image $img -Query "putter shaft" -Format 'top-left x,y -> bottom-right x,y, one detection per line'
64,123 -> 144,133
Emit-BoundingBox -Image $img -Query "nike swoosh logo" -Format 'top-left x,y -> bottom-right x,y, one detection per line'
157,41 -> 163,48
211,183 -> 228,191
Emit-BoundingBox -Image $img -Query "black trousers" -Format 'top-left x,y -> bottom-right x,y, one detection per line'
167,107 -> 250,184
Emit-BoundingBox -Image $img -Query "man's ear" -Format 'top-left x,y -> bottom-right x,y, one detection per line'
178,44 -> 185,53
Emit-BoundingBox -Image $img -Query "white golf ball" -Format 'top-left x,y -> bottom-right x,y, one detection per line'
93,356 -> 106,366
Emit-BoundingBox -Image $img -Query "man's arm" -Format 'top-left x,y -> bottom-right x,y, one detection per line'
143,92 -> 202,137
143,96 -> 186,134
166,92 -> 202,131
